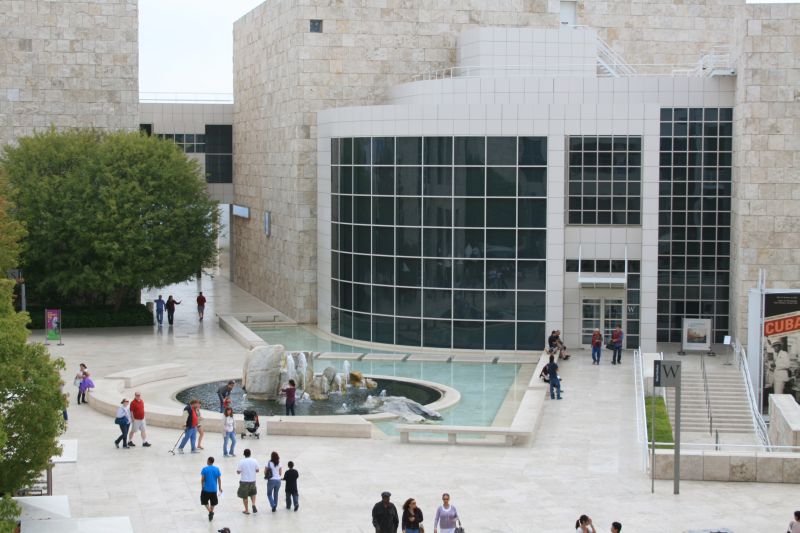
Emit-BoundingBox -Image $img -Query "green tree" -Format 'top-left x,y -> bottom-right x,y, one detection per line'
1,129 -> 219,309
0,175 -> 26,275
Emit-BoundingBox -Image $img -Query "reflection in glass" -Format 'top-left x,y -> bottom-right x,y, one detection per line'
485,322 -> 515,349
454,167 -> 485,196
453,260 -> 484,289
397,258 -> 421,286
396,227 -> 421,256
396,288 -> 421,316
424,290 -> 452,319
423,228 -> 451,257
486,137 -> 516,165
454,137 -> 485,165
454,229 -> 484,258
423,319 -> 452,348
485,291 -> 515,320
453,320 -> 484,349
453,291 -> 483,319
453,198 -> 484,227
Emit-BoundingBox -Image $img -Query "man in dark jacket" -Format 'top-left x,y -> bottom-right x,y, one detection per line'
177,399 -> 200,453
371,491 -> 398,533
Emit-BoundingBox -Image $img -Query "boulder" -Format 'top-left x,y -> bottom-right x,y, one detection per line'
322,366 -> 338,385
242,344 -> 285,399
307,375 -> 330,401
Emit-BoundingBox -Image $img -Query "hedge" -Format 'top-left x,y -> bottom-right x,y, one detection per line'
25,304 -> 153,329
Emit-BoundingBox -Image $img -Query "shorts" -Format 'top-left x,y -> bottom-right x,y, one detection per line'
237,481 -> 257,499
131,419 -> 146,432
200,491 -> 218,506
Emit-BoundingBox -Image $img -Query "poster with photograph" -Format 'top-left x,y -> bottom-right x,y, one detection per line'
45,308 -> 61,342
762,293 -> 800,410
681,318 -> 711,352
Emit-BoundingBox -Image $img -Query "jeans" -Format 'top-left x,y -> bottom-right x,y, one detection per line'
223,431 -> 236,455
178,427 -> 197,451
156,308 -> 163,324
549,376 -> 561,399
285,402 -> 295,416
285,490 -> 299,509
591,346 -> 601,363
115,422 -> 129,447
613,346 -> 622,364
167,310 -> 175,325
267,479 -> 281,509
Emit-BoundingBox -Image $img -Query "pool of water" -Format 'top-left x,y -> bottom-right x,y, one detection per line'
176,378 -> 441,416
250,326 -> 531,434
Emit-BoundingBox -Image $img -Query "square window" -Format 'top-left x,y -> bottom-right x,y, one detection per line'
396,317 -> 421,346
424,259 -> 453,288
423,198 -> 452,227
372,137 -> 394,165
396,288 -> 421,316
517,322 -> 545,350
453,260 -> 484,288
453,198 -> 484,227
454,167 -> 485,196
453,320 -> 484,349
423,228 -> 452,257
486,137 -> 516,165
485,322 -> 515,349
454,137 -> 485,165
454,229 -> 484,258
309,19 -> 323,33
372,315 -> 394,344
486,198 -> 516,227
423,319 -> 452,347
396,227 -> 421,256
396,197 -> 421,226
486,230 -> 515,258
397,137 -> 422,165
519,137 -> 547,165
453,291 -> 483,319
486,167 -> 516,196
423,137 -> 452,165
397,167 -> 422,196
423,290 -> 452,319
423,167 -> 452,196
373,256 -> 394,285
397,258 -> 421,286
485,291 -> 515,320
486,260 -> 515,289
517,291 -> 546,320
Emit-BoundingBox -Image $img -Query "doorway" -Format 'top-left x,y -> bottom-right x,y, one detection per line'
581,295 -> 624,346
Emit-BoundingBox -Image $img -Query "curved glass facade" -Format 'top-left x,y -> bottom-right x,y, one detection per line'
330,136 -> 547,350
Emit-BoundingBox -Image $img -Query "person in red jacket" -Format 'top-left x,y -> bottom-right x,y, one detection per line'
127,392 -> 151,447
196,292 -> 207,321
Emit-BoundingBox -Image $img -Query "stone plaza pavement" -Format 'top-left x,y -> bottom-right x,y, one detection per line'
45,276 -> 799,532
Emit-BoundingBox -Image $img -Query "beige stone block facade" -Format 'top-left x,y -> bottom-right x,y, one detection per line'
731,3 -> 800,341
0,0 -> 139,147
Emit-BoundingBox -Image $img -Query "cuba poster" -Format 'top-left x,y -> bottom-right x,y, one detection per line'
762,293 -> 800,410
45,308 -> 62,342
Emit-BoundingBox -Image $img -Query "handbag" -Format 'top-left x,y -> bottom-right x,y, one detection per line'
605,341 -> 614,350
73,377 -> 82,387
114,416 -> 127,425
454,526 -> 464,533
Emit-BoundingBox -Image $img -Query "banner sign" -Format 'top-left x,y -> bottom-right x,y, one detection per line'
45,308 -> 61,342
762,293 -> 800,410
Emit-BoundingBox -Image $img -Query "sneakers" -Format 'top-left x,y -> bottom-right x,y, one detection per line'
208,511 -> 214,521
271,507 -> 276,513
294,505 -> 299,512
142,442 -> 151,447
223,453 -> 229,457
115,441 -> 119,449
190,450 -> 200,454
252,505 -> 258,514
127,442 -> 135,447
177,448 -> 185,454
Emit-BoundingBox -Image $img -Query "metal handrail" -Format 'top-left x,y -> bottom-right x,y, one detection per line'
140,92 -> 234,104
700,352 -> 713,435
734,340 -> 771,448
649,441 -> 800,453
410,62 -> 704,82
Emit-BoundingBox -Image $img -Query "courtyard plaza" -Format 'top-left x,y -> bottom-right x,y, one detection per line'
43,275 -> 798,532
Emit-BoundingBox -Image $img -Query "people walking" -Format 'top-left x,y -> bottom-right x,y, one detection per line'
222,406 -> 236,457
787,510 -> 800,533
200,456 -> 222,521
433,493 -> 459,533
114,399 -> 131,449
265,451 -> 283,512
165,295 -> 181,325
177,399 -> 200,454
197,292 -> 207,321
154,295 -> 165,325
218,380 -> 235,413
372,491 -> 399,533
610,521 -> 623,533
591,328 -> 603,365
547,355 -> 562,400
283,460 -> 299,511
402,498 -> 423,533
236,448 -> 259,514
282,379 -> 297,416
127,392 -> 151,447
611,325 -> 624,365
575,514 -> 597,533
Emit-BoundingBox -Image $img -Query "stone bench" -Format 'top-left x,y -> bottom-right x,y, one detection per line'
265,415 -> 373,438
397,424 -> 531,446
106,363 -> 187,388
653,449 -> 800,483
218,314 -> 269,350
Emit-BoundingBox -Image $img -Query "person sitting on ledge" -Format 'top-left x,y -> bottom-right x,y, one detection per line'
548,330 -> 570,360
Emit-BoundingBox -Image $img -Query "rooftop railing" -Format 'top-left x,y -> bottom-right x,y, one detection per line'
139,92 -> 234,104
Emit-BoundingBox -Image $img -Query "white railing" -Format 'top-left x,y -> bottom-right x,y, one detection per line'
595,36 -> 636,77
734,340 -> 771,448
410,62 -> 702,82
633,347 -> 650,472
649,441 -> 800,453
671,46 -> 735,77
140,92 -> 234,104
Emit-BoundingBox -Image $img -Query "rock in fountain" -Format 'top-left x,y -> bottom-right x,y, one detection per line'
243,345 -> 315,400
363,394 -> 442,423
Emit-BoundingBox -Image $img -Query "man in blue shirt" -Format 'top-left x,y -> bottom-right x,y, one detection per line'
154,295 -> 165,326
547,355 -> 561,400
200,456 -> 222,521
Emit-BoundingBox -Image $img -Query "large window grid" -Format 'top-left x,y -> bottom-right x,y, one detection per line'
331,136 -> 548,350
567,136 -> 642,225
656,108 -> 732,343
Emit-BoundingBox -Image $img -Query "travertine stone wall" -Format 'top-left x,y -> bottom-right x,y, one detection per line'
731,3 -> 800,342
579,0 -> 743,71
0,0 -> 139,148
232,1 -> 561,323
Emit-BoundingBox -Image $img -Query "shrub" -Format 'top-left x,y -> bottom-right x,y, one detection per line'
26,304 -> 152,329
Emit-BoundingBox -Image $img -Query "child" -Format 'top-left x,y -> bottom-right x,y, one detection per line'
283,460 -> 299,511
78,371 -> 94,404
281,379 -> 297,416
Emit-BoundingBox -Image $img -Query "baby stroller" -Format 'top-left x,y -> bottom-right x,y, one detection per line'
241,409 -> 260,439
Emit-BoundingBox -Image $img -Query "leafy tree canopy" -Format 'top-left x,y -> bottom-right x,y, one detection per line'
0,176 -> 25,275
1,129 -> 219,309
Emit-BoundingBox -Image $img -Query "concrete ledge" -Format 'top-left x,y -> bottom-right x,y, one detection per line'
265,415 -> 372,438
768,394 -> 800,447
654,449 -> 800,483
397,424 -> 529,446
509,388 -> 547,444
218,315 -> 268,350
106,363 -> 188,388
528,352 -> 548,388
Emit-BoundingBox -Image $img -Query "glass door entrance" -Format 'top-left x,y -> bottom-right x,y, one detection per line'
581,298 -> 623,345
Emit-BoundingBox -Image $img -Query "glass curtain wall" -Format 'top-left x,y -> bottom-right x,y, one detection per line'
330,136 -> 548,350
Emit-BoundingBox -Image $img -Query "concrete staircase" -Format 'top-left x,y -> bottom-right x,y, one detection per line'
665,364 -> 755,436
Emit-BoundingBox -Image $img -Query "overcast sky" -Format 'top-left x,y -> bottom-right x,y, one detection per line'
139,0 -> 264,95
138,0 -> 797,94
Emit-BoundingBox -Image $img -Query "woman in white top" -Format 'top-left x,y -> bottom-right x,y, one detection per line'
114,399 -> 131,449
265,451 -> 284,512
433,493 -> 459,533
575,514 -> 596,533
222,406 -> 236,457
